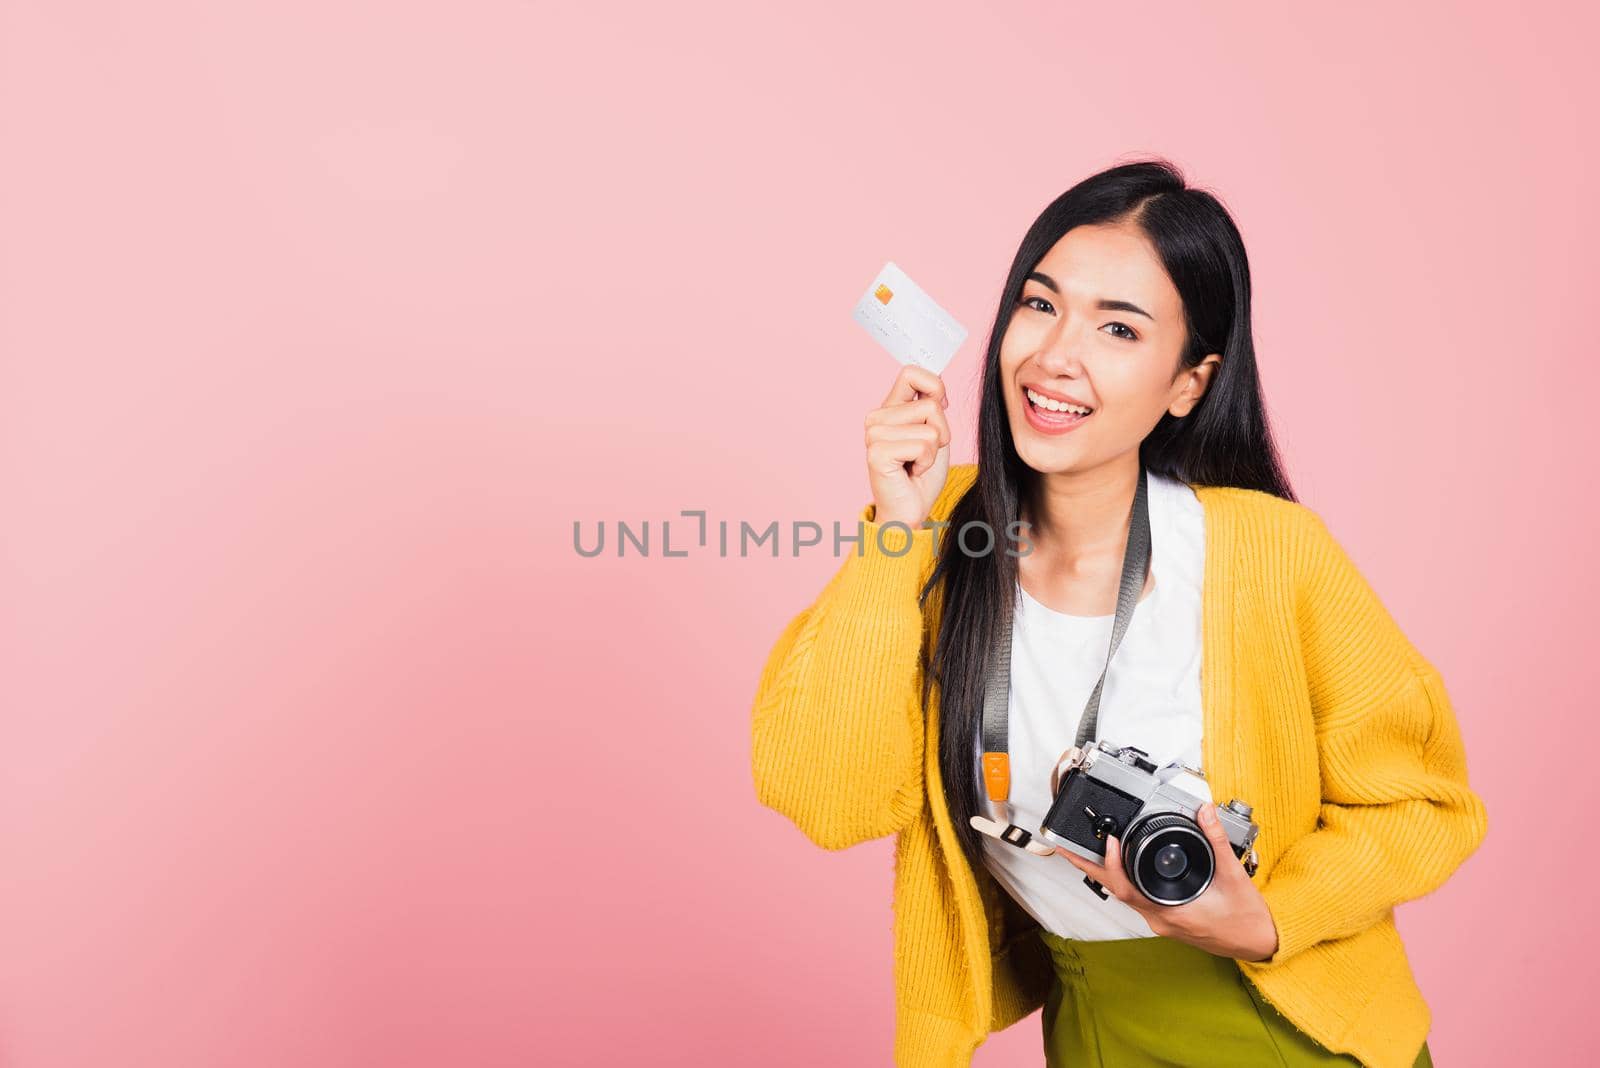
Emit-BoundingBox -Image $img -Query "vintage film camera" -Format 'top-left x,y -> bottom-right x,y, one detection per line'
1038,741 -> 1261,906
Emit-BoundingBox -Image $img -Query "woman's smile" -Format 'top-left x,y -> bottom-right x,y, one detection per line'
1022,383 -> 1095,435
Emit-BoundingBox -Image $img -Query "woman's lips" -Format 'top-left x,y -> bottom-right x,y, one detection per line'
1022,390 -> 1092,436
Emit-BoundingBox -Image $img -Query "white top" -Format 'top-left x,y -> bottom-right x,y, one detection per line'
972,471 -> 1211,940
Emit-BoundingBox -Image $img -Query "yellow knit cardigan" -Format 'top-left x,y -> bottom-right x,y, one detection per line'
751,463 -> 1488,1068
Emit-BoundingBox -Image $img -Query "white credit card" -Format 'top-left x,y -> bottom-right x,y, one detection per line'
851,261 -> 967,375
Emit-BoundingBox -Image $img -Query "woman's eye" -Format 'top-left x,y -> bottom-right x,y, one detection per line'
1102,322 -> 1138,341
1020,296 -> 1055,314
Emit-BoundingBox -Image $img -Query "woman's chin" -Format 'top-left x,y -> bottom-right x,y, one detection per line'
1016,446 -> 1086,477
1011,424 -> 1085,471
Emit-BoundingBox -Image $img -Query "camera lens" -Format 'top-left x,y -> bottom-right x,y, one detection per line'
1152,842 -> 1189,880
1122,813 -> 1214,906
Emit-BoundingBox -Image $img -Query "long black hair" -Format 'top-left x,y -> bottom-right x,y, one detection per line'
915,158 -> 1297,873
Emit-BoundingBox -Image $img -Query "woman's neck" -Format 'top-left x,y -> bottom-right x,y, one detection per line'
1022,455 -> 1142,565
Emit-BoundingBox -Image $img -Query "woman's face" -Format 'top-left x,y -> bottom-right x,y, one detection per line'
999,222 -> 1219,475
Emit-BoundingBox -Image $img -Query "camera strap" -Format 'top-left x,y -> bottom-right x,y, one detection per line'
979,464 -> 1151,833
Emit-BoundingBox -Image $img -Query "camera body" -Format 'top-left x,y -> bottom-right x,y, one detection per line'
1037,741 -> 1261,906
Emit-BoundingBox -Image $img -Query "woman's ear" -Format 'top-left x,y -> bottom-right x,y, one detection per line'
1169,353 -> 1222,417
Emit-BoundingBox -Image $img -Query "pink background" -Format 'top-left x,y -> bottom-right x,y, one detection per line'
1,2 -> 1592,1065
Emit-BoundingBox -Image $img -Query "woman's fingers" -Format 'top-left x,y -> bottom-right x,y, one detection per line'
865,366 -> 953,529
1054,843 -> 1110,886
865,397 -> 951,445
866,425 -> 942,478
1196,803 -> 1247,883
1055,837 -> 1152,916
865,400 -> 950,480
880,364 -> 947,408
1100,836 -> 1143,904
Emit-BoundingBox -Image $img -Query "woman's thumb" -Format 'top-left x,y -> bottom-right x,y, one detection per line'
1198,802 -> 1233,854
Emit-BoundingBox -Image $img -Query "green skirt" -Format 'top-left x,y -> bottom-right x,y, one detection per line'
1037,929 -> 1433,1067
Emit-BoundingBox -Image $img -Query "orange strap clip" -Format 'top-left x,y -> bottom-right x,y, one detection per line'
981,752 -> 1011,803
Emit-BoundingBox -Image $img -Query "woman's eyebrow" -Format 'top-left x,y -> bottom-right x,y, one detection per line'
1027,271 -> 1156,322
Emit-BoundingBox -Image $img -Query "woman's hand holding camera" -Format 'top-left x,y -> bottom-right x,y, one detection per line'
1054,801 -> 1280,963
865,365 -> 951,531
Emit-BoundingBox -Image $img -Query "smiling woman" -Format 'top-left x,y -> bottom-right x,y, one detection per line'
751,158 -> 1482,1068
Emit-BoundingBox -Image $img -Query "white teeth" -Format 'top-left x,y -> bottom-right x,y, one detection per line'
1026,388 -> 1091,415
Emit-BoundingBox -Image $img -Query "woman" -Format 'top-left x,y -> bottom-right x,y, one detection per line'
750,159 -> 1487,1068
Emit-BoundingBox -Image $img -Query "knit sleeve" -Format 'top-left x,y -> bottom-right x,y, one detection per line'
749,506 -> 937,851
1246,513 -> 1489,967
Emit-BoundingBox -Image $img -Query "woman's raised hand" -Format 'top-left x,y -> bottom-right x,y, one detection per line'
865,365 -> 952,531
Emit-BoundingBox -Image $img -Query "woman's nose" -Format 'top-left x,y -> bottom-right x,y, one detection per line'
1028,315 -> 1091,372
1033,336 -> 1087,377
